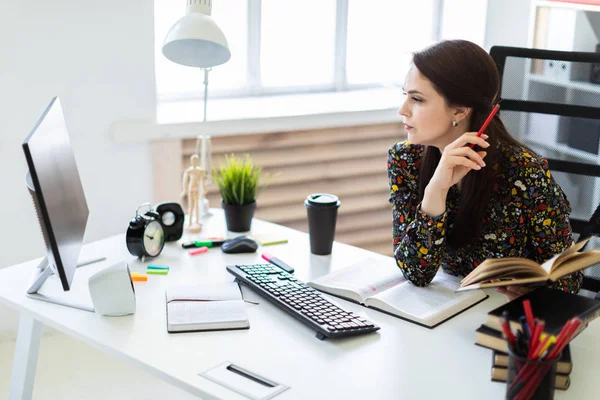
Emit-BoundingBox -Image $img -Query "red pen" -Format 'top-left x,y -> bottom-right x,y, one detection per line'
469,103 -> 500,149
261,253 -> 294,273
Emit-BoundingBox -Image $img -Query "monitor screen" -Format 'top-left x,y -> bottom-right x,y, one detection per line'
22,97 -> 89,291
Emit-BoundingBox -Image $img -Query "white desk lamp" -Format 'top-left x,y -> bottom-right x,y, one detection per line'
162,0 -> 230,218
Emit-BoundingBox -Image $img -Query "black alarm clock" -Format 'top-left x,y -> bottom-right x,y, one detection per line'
156,202 -> 184,242
126,203 -> 165,259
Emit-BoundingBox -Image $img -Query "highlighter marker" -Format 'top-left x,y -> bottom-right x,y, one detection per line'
146,269 -> 169,275
261,253 -> 294,273
147,265 -> 169,270
130,273 -> 148,282
189,247 -> 209,256
181,240 -> 225,249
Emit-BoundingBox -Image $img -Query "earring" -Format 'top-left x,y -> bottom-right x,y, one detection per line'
452,120 -> 458,127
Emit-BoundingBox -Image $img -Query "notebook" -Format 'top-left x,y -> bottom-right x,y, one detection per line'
307,257 -> 488,328
166,282 -> 249,333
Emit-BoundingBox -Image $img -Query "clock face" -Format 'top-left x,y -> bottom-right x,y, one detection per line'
143,220 -> 165,257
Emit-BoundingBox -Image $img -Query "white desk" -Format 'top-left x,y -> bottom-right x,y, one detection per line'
1,210 -> 599,399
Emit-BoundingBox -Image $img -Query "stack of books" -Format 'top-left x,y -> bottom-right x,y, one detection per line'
475,287 -> 600,391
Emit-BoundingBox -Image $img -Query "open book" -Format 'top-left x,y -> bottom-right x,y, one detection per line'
166,282 -> 249,333
459,237 -> 600,292
307,257 -> 488,328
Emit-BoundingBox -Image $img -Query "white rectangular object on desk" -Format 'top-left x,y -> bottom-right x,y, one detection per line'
201,362 -> 289,400
165,282 -> 249,333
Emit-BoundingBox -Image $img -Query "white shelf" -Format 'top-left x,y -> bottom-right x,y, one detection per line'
528,73 -> 600,94
536,1 -> 600,13
524,137 -> 600,161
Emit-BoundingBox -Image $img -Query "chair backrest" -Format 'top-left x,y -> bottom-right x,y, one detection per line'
489,46 -> 600,294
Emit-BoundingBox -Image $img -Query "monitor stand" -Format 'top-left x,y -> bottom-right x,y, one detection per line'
25,256 -> 106,312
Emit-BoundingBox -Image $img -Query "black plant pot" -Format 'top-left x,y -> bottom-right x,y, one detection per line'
222,201 -> 256,232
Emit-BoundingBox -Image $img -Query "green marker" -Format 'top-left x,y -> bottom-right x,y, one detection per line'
147,269 -> 169,275
181,240 -> 225,249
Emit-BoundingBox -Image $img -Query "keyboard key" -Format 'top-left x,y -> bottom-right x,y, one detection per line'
226,263 -> 380,339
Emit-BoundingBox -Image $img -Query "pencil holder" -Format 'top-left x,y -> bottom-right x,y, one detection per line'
506,349 -> 559,400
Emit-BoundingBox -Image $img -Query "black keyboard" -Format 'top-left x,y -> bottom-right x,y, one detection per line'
226,263 -> 380,340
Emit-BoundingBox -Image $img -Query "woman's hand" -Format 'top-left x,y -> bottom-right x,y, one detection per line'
421,132 -> 490,217
428,132 -> 490,192
496,285 -> 533,302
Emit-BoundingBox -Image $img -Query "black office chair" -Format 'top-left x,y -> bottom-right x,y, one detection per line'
489,46 -> 600,298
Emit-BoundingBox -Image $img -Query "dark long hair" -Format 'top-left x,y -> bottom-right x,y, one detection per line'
413,40 -> 525,248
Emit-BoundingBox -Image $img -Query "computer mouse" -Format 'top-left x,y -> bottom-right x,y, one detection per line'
221,236 -> 259,254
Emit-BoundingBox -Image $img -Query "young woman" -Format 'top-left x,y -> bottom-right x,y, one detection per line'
388,40 -> 582,299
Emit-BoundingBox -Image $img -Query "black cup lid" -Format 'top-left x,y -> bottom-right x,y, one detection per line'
305,193 -> 340,207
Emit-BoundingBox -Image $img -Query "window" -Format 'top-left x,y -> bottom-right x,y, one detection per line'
260,0 -> 337,88
346,0 -> 436,86
154,0 -> 487,102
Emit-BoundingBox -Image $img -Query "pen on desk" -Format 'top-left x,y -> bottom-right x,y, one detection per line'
181,240 -> 225,249
469,104 -> 499,149
261,253 -> 294,273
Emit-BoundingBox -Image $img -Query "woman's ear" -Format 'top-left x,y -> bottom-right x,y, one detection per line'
453,106 -> 472,124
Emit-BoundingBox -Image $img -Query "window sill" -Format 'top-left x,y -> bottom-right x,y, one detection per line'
112,88 -> 401,144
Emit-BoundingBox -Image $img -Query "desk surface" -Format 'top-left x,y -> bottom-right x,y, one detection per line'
1,210 -> 599,399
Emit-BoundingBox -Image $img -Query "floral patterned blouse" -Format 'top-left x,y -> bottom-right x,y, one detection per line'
387,140 -> 582,293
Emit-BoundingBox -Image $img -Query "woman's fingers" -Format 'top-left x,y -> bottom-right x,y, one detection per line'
506,285 -> 532,295
446,147 -> 487,167
449,132 -> 490,150
447,155 -> 482,171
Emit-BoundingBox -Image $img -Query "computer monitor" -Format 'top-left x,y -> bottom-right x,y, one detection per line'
22,97 -> 91,301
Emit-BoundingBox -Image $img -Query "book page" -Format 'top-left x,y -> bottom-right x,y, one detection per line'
167,300 -> 247,326
461,257 -> 543,286
547,237 -> 591,274
458,276 -> 549,292
549,250 -> 600,281
308,257 -> 405,303
366,272 -> 486,326
166,282 -> 242,303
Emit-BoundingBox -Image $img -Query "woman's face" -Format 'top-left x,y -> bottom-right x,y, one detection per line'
398,66 -> 459,149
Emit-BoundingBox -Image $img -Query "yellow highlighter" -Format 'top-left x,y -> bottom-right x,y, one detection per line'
130,273 -> 148,282
538,335 -> 556,357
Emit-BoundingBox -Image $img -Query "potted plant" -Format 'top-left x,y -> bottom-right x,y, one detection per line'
212,153 -> 273,232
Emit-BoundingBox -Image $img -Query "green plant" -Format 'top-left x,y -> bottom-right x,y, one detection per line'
212,153 -> 273,206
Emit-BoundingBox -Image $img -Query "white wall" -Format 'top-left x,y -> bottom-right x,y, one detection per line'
484,0 -> 532,49
0,1 -> 156,337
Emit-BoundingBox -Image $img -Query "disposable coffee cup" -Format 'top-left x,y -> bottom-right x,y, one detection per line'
304,193 -> 341,255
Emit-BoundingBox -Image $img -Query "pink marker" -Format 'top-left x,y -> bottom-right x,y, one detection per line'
189,246 -> 209,256
261,253 -> 295,273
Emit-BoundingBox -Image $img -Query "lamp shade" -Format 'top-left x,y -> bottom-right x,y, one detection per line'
162,1 -> 231,68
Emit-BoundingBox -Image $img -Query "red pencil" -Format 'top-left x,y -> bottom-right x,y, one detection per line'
469,104 -> 500,149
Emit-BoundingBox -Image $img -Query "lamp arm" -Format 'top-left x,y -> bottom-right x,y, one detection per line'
202,68 -> 210,123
